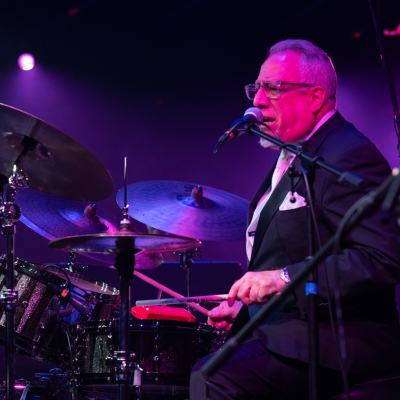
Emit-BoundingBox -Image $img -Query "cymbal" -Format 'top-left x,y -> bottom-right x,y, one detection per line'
45,266 -> 120,295
116,180 -> 249,242
16,188 -> 120,238
0,103 -> 112,201
16,187 -> 162,269
49,232 -> 201,255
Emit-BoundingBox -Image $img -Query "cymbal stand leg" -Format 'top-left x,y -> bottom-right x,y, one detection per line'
115,251 -> 135,400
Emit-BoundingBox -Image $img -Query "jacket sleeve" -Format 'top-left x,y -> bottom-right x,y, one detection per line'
286,139 -> 400,318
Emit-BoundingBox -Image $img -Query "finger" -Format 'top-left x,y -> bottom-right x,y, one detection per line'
228,278 -> 243,306
215,321 -> 229,329
236,282 -> 252,304
208,305 -> 228,320
248,283 -> 262,303
207,317 -> 215,327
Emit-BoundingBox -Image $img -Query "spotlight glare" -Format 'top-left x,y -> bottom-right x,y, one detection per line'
18,53 -> 35,71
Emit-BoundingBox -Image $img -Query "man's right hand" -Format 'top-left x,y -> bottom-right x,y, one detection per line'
207,300 -> 242,331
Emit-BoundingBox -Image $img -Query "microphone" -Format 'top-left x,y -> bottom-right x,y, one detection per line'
214,107 -> 263,154
47,282 -> 93,316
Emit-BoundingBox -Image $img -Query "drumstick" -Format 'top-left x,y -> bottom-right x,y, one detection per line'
136,294 -> 229,307
133,270 -> 210,316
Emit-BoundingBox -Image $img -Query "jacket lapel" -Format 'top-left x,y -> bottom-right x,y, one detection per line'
247,111 -> 345,268
248,157 -> 302,268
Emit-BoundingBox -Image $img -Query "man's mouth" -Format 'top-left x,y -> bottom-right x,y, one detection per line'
263,118 -> 275,124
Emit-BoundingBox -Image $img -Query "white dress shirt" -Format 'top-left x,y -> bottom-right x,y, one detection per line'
246,109 -> 337,261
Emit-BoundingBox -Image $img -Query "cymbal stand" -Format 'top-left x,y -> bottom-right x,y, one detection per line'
179,249 -> 201,312
179,249 -> 201,295
0,166 -> 28,400
114,156 -> 140,400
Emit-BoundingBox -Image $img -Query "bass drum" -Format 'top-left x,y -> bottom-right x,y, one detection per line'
74,319 -> 222,398
0,257 -> 93,366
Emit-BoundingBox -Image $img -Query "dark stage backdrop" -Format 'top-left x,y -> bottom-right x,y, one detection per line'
0,0 -> 399,386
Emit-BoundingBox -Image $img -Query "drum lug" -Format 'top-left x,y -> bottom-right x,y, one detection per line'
0,288 -> 18,305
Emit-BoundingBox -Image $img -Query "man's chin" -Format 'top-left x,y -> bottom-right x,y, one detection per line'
259,137 -> 280,150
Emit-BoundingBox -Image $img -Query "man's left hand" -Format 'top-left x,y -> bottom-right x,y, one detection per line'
227,270 -> 286,307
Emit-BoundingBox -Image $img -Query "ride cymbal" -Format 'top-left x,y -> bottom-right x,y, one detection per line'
116,180 -> 249,242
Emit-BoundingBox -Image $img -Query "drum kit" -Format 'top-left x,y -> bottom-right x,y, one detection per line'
0,104 -> 249,399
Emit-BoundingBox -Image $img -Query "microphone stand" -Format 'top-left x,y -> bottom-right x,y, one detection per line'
206,122 -> 364,399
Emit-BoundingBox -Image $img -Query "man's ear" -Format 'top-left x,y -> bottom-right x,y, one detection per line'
309,86 -> 326,114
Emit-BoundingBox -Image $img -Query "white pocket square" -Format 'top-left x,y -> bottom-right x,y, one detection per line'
279,192 -> 307,211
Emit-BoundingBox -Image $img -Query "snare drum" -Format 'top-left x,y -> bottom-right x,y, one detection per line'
74,319 -> 220,387
0,257 -> 93,366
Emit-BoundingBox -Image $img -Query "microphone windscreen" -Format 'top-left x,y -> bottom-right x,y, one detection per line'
244,107 -> 263,122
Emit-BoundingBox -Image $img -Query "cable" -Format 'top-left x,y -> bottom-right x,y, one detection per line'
42,264 -> 72,291
300,165 -> 350,397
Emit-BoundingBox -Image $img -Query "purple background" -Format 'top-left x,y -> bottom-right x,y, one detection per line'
0,0 -> 399,385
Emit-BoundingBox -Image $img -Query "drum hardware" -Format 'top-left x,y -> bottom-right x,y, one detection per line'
48,235 -> 201,400
0,369 -> 70,399
1,148 -> 30,400
73,319 -> 219,394
35,369 -> 69,397
178,248 -> 201,301
66,252 -> 86,275
48,157 -> 200,400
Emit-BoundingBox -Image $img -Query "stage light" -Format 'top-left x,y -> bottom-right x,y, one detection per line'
67,8 -> 80,15
18,54 -> 35,71
352,32 -> 362,38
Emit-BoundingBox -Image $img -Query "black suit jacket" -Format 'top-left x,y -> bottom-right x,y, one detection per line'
230,112 -> 400,376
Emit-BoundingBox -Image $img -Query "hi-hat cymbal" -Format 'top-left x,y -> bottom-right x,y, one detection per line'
16,187 -> 162,269
116,180 -> 249,242
0,103 -> 112,201
49,232 -> 201,255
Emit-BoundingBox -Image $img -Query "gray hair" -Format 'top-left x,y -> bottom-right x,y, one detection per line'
268,39 -> 337,106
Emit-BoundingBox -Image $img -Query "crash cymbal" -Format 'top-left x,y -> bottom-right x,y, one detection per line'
45,266 -> 120,295
16,187 -> 162,269
0,103 -> 112,201
16,188 -> 120,238
49,232 -> 201,255
116,180 -> 249,242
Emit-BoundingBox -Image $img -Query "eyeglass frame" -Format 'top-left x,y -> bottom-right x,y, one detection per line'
244,80 -> 315,100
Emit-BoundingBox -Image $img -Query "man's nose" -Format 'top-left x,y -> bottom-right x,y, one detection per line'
253,87 -> 270,108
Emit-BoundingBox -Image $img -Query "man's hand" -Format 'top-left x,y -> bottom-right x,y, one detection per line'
207,300 -> 242,331
227,270 -> 285,307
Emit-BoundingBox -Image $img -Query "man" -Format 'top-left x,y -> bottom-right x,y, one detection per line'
190,39 -> 400,399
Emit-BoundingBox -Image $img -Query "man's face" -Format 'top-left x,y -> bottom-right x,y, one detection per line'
254,50 -> 317,144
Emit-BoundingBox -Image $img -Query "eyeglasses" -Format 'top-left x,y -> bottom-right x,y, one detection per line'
244,80 -> 315,100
